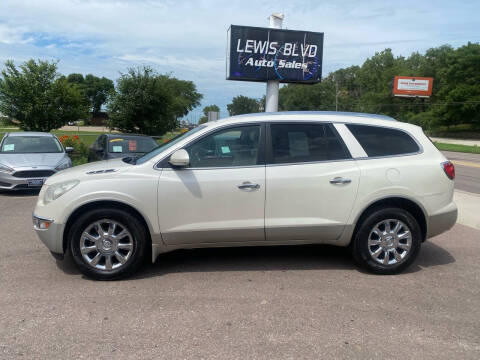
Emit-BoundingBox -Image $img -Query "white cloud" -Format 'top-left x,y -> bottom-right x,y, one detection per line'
0,24 -> 32,44
0,0 -> 479,114
116,54 -> 224,73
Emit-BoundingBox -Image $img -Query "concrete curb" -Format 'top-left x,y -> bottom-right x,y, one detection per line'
454,190 -> 480,230
432,137 -> 480,147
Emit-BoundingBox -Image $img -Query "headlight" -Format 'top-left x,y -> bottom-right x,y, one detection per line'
43,179 -> 79,204
55,158 -> 72,171
0,163 -> 14,174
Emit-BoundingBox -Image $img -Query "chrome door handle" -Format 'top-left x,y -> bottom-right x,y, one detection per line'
237,182 -> 260,190
330,177 -> 351,185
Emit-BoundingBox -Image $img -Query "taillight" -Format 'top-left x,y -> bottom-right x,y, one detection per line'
442,161 -> 455,180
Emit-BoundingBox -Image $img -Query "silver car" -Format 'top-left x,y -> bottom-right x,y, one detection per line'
0,132 -> 73,190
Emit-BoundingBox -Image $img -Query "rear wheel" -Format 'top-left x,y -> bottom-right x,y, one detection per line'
351,207 -> 421,274
69,208 -> 147,280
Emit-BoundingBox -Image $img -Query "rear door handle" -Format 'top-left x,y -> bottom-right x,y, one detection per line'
237,182 -> 260,190
330,177 -> 351,185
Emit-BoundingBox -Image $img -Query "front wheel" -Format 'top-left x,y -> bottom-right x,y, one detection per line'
351,207 -> 422,274
69,208 -> 147,280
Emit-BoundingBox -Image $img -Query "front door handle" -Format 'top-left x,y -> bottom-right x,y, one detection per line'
237,182 -> 260,190
330,177 -> 351,185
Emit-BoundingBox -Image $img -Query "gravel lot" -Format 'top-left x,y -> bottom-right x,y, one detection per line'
0,192 -> 479,359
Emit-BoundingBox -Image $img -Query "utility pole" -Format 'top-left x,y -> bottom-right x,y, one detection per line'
335,80 -> 339,111
265,13 -> 284,113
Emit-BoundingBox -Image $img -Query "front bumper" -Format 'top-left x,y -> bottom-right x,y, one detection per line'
426,202 -> 458,239
33,214 -> 65,254
0,172 -> 52,190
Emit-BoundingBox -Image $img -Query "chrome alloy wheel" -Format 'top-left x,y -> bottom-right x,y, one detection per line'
80,219 -> 134,271
367,219 -> 412,266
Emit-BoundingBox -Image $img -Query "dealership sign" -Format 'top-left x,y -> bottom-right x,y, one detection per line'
393,76 -> 434,98
227,25 -> 324,83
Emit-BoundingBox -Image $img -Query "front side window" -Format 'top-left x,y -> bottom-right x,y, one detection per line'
0,136 -> 63,153
186,125 -> 261,168
269,123 -> 350,164
346,124 -> 420,157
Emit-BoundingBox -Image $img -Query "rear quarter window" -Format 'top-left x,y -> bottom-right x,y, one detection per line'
346,124 -> 420,157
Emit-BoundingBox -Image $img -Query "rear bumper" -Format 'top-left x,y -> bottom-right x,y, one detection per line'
426,202 -> 458,239
33,214 -> 65,254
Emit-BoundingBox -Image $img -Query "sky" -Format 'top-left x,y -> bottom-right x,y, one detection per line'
0,0 -> 479,120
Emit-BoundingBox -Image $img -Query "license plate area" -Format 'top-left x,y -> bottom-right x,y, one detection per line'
28,179 -> 44,187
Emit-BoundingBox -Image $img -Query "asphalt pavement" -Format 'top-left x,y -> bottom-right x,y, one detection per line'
442,151 -> 480,194
0,191 -> 479,359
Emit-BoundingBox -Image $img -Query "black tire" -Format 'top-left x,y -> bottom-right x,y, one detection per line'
351,207 -> 422,274
69,207 -> 147,280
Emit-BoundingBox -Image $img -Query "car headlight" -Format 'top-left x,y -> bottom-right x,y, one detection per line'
55,158 -> 72,171
43,179 -> 79,204
0,163 -> 14,174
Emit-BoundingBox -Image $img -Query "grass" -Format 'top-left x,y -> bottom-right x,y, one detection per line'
426,123 -> 480,140
434,142 -> 480,154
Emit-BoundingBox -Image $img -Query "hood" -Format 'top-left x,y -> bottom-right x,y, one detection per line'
0,153 -> 66,169
45,157 -> 133,185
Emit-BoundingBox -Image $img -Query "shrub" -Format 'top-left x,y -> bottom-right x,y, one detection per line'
58,135 -> 89,165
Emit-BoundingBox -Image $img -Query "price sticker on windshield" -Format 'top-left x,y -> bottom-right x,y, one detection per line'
128,140 -> 137,151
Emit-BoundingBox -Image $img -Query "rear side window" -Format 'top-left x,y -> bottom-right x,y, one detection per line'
269,123 -> 350,164
346,124 -> 419,157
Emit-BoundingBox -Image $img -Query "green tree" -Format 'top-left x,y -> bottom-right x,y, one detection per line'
0,59 -> 87,132
279,82 -> 336,111
107,67 -> 202,135
277,42 -> 480,129
67,73 -> 114,116
434,42 -> 480,127
199,104 -> 220,124
162,76 -> 203,119
227,95 -> 261,116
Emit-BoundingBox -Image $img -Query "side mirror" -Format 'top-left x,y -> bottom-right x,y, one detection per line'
169,149 -> 190,168
65,146 -> 74,154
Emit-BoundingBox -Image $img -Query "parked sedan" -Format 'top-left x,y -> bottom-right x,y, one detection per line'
33,111 -> 457,280
0,132 -> 73,190
87,134 -> 158,162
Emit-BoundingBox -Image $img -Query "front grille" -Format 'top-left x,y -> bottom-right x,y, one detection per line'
13,170 -> 55,178
13,184 -> 31,189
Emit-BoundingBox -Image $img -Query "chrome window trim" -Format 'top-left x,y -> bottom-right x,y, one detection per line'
265,157 -> 355,168
161,164 -> 266,171
153,119 -> 424,169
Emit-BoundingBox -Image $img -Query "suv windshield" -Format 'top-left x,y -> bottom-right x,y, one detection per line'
1,136 -> 63,153
135,125 -> 207,165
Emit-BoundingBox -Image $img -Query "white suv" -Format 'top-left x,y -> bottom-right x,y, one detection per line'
33,112 -> 457,280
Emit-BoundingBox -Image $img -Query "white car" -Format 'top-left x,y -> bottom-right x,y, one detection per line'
33,112 -> 457,280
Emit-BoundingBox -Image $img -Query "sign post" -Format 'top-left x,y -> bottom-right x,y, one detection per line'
265,13 -> 284,112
